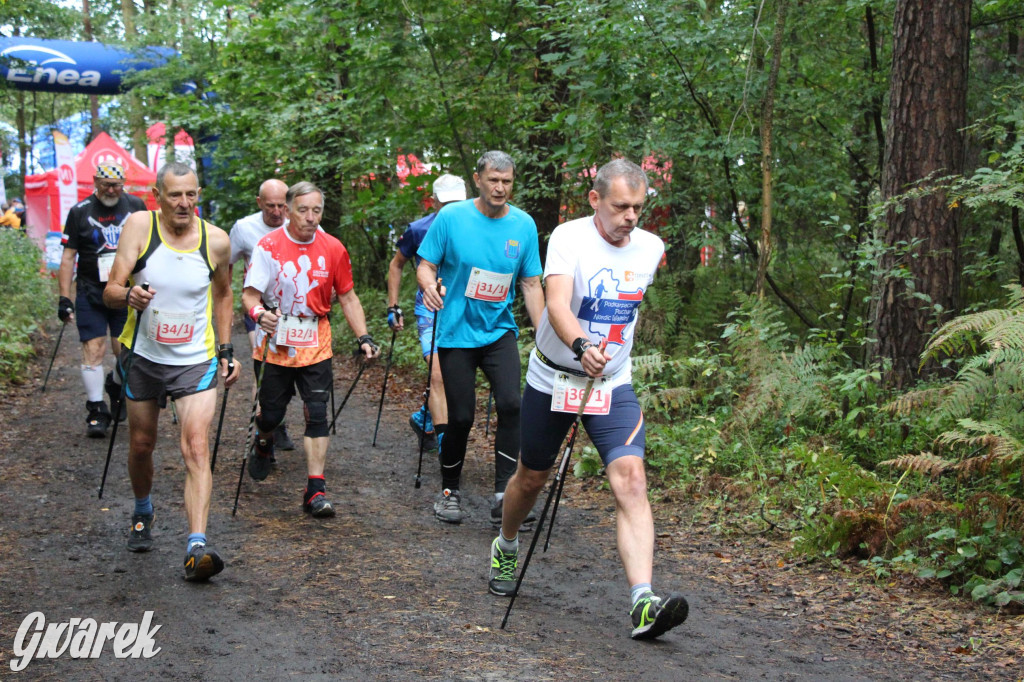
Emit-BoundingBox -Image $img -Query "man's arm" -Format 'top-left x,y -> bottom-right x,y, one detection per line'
416,259 -> 445,312
103,211 -> 155,310
208,226 -> 241,385
545,274 -> 609,377
337,288 -> 379,359
386,250 -> 408,331
519,275 -> 544,331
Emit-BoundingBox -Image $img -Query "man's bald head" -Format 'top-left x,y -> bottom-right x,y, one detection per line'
257,179 -> 288,228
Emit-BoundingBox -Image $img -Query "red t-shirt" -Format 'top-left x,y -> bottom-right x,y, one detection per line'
245,227 -> 354,366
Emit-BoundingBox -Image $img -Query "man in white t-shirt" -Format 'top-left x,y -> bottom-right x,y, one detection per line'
229,179 -> 295,451
486,159 -> 689,641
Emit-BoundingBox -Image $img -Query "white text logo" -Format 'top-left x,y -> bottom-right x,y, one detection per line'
10,611 -> 162,672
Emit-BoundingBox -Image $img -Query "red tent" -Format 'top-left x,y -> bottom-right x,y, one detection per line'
24,132 -> 156,246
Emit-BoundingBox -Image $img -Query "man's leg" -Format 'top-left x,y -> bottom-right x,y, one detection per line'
173,389 -> 218,536
606,456 -> 655,587
478,332 -> 524,509
125,396 -> 160,553
434,347 -> 479,523
297,360 -> 335,518
82,336 -> 111,437
250,361 -> 292,480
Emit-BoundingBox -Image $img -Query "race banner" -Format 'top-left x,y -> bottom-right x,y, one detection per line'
53,130 -> 77,229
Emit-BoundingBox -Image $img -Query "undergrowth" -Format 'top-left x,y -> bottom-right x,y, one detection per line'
0,232 -> 55,383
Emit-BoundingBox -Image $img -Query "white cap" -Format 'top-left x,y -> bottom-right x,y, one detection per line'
433,174 -> 466,204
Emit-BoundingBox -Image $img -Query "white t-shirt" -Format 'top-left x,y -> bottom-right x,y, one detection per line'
526,215 -> 664,394
229,211 -> 289,272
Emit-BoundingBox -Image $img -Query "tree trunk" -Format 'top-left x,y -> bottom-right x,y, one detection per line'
755,0 -> 788,298
872,0 -> 970,388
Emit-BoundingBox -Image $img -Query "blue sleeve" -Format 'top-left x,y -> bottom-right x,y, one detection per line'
417,213 -> 445,265
395,225 -> 420,260
520,225 -> 542,279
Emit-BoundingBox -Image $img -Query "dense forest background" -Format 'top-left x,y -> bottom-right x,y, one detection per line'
2,0 -> 1023,610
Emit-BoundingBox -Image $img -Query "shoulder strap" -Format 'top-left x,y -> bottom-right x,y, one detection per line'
198,219 -> 215,279
132,211 -> 160,275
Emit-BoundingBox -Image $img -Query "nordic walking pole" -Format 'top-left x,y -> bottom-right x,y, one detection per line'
98,282 -> 149,499
233,309 -> 275,516
414,278 -> 442,489
41,320 -> 67,392
327,358 -> 368,432
371,329 -> 397,446
485,390 -> 493,436
209,360 -> 234,473
544,342 -> 605,552
501,373 -> 597,630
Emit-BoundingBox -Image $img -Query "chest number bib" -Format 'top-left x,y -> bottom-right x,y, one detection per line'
551,373 -> 612,415
277,315 -> 319,348
147,309 -> 196,345
465,267 -> 513,302
97,252 -> 116,283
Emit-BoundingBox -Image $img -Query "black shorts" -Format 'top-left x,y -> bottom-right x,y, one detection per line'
256,358 -> 333,409
76,282 -> 128,343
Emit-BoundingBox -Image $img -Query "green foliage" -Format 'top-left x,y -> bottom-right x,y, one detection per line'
0,232 -> 54,382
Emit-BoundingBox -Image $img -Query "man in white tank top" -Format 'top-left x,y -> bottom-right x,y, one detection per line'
103,161 -> 241,583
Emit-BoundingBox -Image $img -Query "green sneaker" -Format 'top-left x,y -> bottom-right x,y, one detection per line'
488,537 -> 518,596
629,593 -> 689,640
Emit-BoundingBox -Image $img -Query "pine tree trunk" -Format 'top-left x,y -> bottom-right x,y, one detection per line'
872,0 -> 970,388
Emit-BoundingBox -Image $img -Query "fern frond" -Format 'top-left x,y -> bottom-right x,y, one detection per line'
878,452 -> 952,477
981,312 -> 1024,350
891,497 -> 956,516
884,387 -> 949,415
922,309 -> 1012,364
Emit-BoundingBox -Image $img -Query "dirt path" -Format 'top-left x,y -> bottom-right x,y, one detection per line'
0,325 -> 1020,680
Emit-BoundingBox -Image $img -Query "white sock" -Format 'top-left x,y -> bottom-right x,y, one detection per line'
630,583 -> 653,607
497,531 -> 518,554
81,365 -> 105,402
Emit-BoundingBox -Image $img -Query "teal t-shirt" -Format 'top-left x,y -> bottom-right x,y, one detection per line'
417,199 -> 542,348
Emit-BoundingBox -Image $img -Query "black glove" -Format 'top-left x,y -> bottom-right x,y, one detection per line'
218,343 -> 235,371
387,305 -> 403,330
357,334 -> 379,356
58,296 -> 74,322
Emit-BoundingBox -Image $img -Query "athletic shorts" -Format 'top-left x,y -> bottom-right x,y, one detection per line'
519,383 -> 646,471
121,350 -> 218,408
416,312 -> 437,358
256,357 -> 332,410
76,286 -> 128,344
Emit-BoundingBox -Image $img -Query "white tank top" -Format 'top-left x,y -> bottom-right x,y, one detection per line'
120,212 -> 216,365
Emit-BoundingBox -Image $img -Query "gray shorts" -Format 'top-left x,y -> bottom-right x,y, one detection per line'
121,349 -> 218,408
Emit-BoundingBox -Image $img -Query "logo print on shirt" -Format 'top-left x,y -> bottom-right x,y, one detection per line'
580,268 -> 644,346
504,239 -> 520,259
273,253 -> 321,316
88,214 -> 130,249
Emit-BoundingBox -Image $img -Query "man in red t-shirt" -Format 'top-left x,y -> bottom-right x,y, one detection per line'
242,181 -> 380,517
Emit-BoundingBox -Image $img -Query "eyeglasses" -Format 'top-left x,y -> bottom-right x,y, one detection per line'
97,181 -> 124,191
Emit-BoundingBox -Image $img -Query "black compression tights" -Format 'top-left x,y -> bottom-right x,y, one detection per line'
437,331 -> 521,493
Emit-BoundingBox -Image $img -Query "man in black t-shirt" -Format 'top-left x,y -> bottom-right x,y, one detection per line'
58,161 -> 147,437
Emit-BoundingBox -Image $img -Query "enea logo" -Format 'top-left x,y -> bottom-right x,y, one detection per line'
1,45 -> 101,88
58,164 -> 75,185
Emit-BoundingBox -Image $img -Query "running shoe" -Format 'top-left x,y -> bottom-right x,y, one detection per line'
105,371 -> 127,422
86,401 -> 111,438
409,407 -> 437,451
629,593 -> 689,640
490,499 -> 537,533
126,513 -> 154,553
304,492 -> 336,518
247,434 -> 274,481
183,544 -> 225,582
274,423 -> 296,451
433,488 -> 465,524
488,537 -> 518,596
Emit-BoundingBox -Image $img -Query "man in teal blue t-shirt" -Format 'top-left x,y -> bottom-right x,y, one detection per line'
417,151 -> 545,526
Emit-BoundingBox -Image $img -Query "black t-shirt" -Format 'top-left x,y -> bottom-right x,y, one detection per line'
64,193 -> 147,285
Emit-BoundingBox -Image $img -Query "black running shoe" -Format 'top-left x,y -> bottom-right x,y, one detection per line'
126,513 -> 154,552
303,492 -> 336,518
488,537 -> 518,596
86,401 -> 111,438
630,593 -> 689,640
274,423 -> 295,451
490,499 -> 537,533
105,371 -> 126,422
183,544 -> 225,582
247,434 -> 274,481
